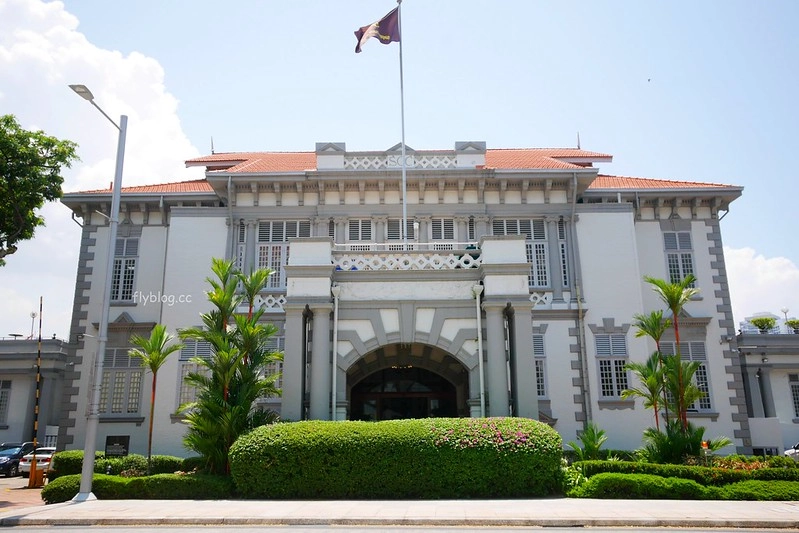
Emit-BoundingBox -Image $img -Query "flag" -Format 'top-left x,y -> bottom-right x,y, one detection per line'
354,6 -> 400,53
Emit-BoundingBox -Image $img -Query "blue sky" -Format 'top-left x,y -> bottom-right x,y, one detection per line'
1,0 -> 798,337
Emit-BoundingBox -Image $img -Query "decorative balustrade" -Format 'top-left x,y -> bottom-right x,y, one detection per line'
236,293 -> 287,314
333,242 -> 481,271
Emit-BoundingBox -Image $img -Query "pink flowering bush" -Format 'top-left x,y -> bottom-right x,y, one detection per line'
230,417 -> 562,499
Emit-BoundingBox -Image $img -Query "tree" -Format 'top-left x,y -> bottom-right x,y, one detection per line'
643,274 -> 700,431
129,324 -> 183,474
632,310 -> 672,426
0,114 -> 79,265
621,352 -> 664,431
179,258 -> 282,474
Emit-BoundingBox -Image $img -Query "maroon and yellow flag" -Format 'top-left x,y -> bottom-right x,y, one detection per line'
354,7 -> 400,53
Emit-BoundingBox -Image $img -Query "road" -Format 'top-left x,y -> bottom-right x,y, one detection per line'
0,474 -> 43,511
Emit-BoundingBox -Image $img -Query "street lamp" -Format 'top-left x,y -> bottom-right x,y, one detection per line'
69,84 -> 128,502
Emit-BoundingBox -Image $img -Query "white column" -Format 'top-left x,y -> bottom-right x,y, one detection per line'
309,303 -> 332,420
484,301 -> 509,416
281,304 -> 307,421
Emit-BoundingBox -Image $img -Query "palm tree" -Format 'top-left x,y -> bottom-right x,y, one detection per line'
643,275 -> 698,348
129,324 -> 183,474
622,352 -> 664,430
643,274 -> 700,432
179,259 -> 282,474
632,310 -> 672,425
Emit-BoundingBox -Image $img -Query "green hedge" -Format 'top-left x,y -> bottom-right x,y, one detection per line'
575,460 -> 799,486
229,417 -> 562,499
49,451 -> 189,480
721,480 -> 799,501
571,473 -> 799,501
41,473 -> 235,504
570,472 -> 718,499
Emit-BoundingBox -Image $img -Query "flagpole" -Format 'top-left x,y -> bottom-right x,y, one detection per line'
397,0 -> 408,249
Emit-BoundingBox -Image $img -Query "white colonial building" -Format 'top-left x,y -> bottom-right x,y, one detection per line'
59,142 -> 752,457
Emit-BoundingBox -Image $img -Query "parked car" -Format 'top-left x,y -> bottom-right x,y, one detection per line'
0,442 -> 35,477
19,447 -> 56,477
785,442 -> 799,460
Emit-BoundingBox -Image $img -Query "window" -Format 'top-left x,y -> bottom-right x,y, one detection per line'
595,334 -> 628,398
662,341 -> 712,411
177,339 -> 212,409
235,222 -> 246,271
558,219 -> 569,288
664,231 -> 695,286
348,219 -> 372,250
533,335 -> 546,398
257,221 -> 311,289
99,348 -> 143,415
789,374 -> 799,418
429,218 -> 455,251
348,219 -> 372,241
262,336 -> 285,396
492,219 -> 548,288
387,218 -> 415,248
0,381 -> 10,425
111,238 -> 138,301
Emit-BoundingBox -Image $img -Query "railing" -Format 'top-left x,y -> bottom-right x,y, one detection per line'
333,242 -> 481,271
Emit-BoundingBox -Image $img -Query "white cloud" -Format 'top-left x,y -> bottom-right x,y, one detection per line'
725,246 -> 799,325
0,0 -> 202,338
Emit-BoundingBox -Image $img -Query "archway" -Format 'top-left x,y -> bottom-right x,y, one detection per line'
347,343 -> 469,421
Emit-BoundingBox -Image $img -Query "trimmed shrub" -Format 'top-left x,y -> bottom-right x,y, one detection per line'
48,450 -> 101,481
230,417 -> 562,499
721,480 -> 799,501
40,473 -> 234,504
96,454 -> 147,476
49,450 -> 188,480
181,456 -> 207,473
571,472 -> 714,499
148,455 -> 186,474
574,460 -> 799,486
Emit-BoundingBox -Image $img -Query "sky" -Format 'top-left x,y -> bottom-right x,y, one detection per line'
1,0 -> 798,339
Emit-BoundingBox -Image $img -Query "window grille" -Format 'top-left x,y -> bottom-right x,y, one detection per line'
533,335 -> 546,397
790,374 -> 799,418
348,219 -> 372,241
662,341 -> 712,411
99,348 -> 142,415
664,231 -> 695,286
112,238 -> 138,301
257,221 -> 311,289
0,381 -> 10,425
595,334 -> 628,398
493,219 -> 549,287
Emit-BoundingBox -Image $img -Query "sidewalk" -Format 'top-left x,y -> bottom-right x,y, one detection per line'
1,498 -> 798,528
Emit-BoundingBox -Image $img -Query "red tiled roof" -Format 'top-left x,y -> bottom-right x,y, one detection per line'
187,148 -> 612,173
78,179 -> 214,194
186,152 -> 316,173
485,148 -> 612,170
590,175 -> 737,190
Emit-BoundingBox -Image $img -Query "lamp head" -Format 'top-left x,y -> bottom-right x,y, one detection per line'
69,84 -> 95,102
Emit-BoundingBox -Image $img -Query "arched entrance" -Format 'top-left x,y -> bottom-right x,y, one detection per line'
347,343 -> 469,421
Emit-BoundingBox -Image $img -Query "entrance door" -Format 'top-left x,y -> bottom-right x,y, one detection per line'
350,366 -> 457,421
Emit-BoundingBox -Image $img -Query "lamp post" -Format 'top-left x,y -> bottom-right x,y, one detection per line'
69,84 -> 128,502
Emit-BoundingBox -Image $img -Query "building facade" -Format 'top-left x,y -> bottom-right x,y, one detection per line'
59,142 -> 751,457
0,338 -> 68,447
737,314 -> 799,454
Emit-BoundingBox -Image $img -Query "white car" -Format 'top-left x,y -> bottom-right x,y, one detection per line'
19,447 -> 56,477
785,442 -> 799,460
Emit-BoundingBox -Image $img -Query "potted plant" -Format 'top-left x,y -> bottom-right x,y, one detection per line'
786,319 -> 799,334
750,316 -> 777,334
